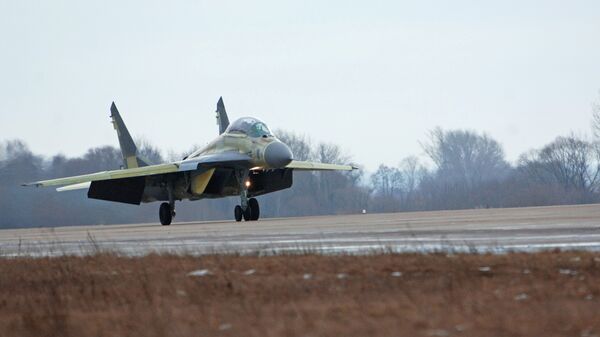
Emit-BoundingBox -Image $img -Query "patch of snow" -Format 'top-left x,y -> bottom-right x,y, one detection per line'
176,290 -> 187,297
522,269 -> 531,274
571,256 -> 581,262
585,294 -> 593,301
337,273 -> 348,279
478,266 -> 491,272
219,323 -> 232,331
427,329 -> 449,337
559,268 -> 577,276
580,328 -> 596,337
243,269 -> 256,275
514,293 -> 528,301
303,273 -> 312,280
188,269 -> 211,277
391,271 -> 403,277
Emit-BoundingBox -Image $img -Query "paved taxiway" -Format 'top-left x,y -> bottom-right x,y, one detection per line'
1,204 -> 600,256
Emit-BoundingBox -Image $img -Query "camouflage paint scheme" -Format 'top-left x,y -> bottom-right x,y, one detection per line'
25,97 -> 355,224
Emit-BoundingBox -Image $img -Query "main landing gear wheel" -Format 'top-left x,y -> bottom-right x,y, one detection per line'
248,198 -> 260,221
159,202 -> 172,226
234,205 -> 243,222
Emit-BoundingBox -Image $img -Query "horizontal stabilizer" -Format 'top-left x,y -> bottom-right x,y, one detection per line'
56,182 -> 91,192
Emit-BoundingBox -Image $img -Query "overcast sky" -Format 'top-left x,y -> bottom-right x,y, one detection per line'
1,0 -> 599,171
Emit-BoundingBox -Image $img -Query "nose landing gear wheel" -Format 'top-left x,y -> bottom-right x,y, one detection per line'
234,205 -> 243,222
248,198 -> 260,221
242,206 -> 252,221
234,199 -> 260,222
159,202 -> 172,226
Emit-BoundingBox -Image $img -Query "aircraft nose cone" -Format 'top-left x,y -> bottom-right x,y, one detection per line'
264,141 -> 293,168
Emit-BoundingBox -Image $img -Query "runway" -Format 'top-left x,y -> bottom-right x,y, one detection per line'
2,204 -> 600,256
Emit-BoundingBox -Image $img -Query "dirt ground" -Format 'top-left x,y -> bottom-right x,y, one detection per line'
1,251 -> 600,337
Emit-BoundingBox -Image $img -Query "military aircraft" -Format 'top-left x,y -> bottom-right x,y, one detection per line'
25,98 -> 356,225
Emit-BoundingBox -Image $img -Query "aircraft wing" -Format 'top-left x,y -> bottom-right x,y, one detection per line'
24,152 -> 253,188
285,160 -> 356,171
24,163 -> 181,187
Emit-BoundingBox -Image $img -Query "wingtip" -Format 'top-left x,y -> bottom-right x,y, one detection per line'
22,182 -> 40,187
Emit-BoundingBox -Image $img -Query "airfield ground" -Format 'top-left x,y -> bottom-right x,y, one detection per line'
2,204 -> 600,256
2,205 -> 600,336
2,252 -> 600,337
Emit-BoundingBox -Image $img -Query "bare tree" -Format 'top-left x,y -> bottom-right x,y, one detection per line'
275,130 -> 313,161
520,135 -> 600,200
371,164 -> 403,198
2,140 -> 31,161
422,128 -> 509,187
399,156 -> 425,195
315,142 -> 350,165
84,147 -> 123,170
591,91 -> 600,139
135,137 -> 164,164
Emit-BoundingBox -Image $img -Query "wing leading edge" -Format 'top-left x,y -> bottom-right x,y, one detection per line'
24,152 -> 254,188
24,156 -> 354,189
285,160 -> 356,171
23,163 -> 180,188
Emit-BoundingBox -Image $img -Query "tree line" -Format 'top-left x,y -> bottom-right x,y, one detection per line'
2,111 -> 600,228
369,128 -> 600,212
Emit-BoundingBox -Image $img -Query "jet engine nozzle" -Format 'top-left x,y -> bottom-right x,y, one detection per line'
264,141 -> 293,168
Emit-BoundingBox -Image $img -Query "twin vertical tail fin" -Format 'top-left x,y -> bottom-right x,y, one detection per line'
110,98 -> 227,168
110,102 -> 149,169
216,96 -> 230,135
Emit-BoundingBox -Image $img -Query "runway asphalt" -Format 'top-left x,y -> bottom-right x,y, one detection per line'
1,204 -> 600,256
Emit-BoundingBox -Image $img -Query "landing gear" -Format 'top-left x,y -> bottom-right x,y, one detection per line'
233,169 -> 261,222
235,198 -> 259,221
159,202 -> 172,226
234,205 -> 243,222
159,181 -> 176,226
243,205 -> 252,221
248,198 -> 260,221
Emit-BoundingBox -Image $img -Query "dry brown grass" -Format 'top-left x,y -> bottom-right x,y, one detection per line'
1,251 -> 600,337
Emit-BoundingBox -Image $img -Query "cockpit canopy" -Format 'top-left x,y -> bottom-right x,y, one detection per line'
226,117 -> 273,138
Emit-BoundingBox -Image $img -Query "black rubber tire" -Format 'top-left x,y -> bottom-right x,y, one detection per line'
234,205 -> 243,222
159,202 -> 172,226
242,206 -> 252,221
249,198 -> 260,221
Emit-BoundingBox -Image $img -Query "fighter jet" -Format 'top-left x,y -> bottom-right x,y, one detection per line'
25,98 -> 356,225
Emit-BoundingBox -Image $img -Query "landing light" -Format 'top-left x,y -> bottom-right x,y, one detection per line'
245,180 -> 251,188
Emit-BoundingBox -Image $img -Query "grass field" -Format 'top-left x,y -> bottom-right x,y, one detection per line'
1,251 -> 600,337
